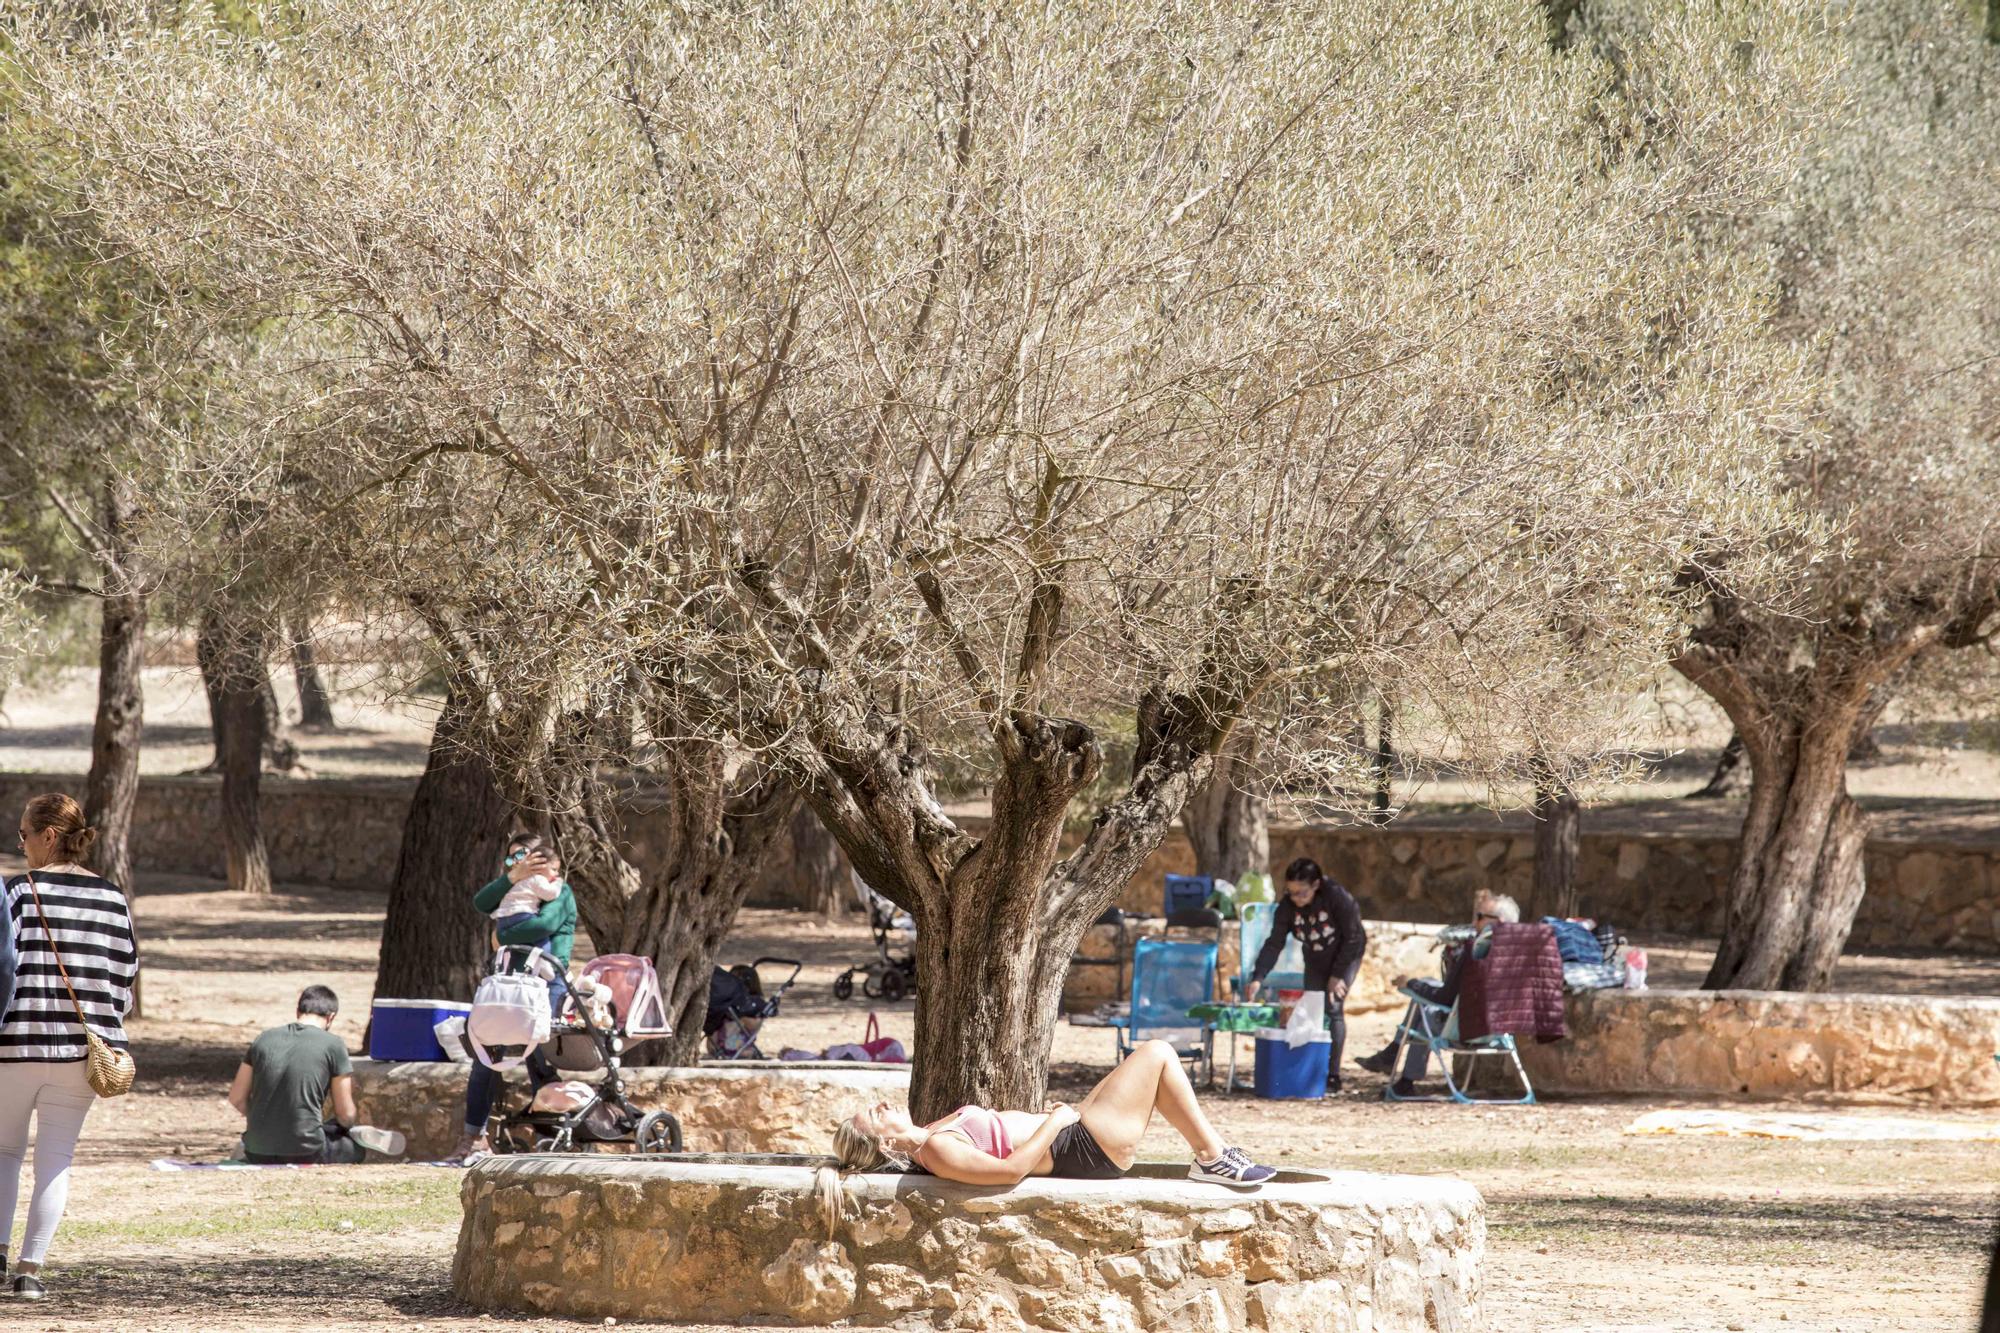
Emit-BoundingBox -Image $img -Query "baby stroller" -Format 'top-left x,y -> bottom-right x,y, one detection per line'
704,957 -> 802,1059
833,873 -> 918,1002
486,952 -> 685,1156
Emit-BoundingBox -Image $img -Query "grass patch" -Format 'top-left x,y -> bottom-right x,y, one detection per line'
60,1172 -> 461,1245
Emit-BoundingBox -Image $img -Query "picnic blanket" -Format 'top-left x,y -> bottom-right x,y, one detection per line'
150,1158 -> 464,1171
1624,1110 -> 2000,1142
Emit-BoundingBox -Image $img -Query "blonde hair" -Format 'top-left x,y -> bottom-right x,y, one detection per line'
25,793 -> 98,866
813,1117 -> 888,1239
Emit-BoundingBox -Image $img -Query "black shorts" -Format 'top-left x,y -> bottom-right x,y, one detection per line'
1049,1121 -> 1126,1179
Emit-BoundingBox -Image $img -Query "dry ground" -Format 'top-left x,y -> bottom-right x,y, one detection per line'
3,875 -> 1992,1333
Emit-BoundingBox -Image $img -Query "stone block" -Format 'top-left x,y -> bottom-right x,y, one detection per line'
1520,988 -> 2000,1106
456,1156 -> 1485,1331
1248,1279 -> 1352,1332
762,1239 -> 857,1323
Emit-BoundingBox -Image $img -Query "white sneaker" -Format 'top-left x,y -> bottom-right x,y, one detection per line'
1188,1146 -> 1276,1188
348,1125 -> 407,1158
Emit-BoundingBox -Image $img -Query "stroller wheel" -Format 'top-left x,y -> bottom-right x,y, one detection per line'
862,973 -> 881,999
833,972 -> 854,1001
635,1110 -> 683,1155
879,968 -> 908,1002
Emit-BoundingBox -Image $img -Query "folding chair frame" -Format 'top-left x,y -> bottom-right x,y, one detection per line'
1381,988 -> 1536,1106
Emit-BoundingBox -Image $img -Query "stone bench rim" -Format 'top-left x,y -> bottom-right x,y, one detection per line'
1579,987 -> 2000,1011
353,1056 -> 911,1083
465,1151 -> 1485,1212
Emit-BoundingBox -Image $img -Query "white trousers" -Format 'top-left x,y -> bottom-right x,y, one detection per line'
0,1060 -> 95,1266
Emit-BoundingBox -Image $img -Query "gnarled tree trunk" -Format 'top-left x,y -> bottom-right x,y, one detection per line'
374,691 -> 513,1001
1182,728 -> 1268,884
84,478 -> 145,897
815,707 -> 1219,1121
1705,711 -> 1869,991
542,734 -> 796,1065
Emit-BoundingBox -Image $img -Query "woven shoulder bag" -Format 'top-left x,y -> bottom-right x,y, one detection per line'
25,871 -> 137,1098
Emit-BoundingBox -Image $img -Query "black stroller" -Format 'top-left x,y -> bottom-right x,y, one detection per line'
704,957 -> 802,1059
833,873 -> 918,1002
487,953 -> 685,1156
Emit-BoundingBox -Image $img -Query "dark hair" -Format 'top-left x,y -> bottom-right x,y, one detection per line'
23,793 -> 99,865
1283,857 -> 1324,887
297,985 -> 339,1019
506,832 -> 544,853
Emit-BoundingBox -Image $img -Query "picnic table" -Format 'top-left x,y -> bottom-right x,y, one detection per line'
1186,1002 -> 1278,1092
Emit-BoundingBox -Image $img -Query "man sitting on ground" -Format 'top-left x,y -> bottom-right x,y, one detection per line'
226,985 -> 406,1164
1358,892 -> 1519,1097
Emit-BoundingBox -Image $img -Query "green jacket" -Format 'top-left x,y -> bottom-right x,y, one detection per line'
473,875 -> 577,969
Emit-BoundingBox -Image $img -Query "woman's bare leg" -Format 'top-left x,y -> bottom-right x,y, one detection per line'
1078,1040 -> 1228,1165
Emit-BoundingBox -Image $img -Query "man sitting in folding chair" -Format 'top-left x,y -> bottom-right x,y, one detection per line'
1360,891 -> 1516,1090
1375,906 -> 1564,1104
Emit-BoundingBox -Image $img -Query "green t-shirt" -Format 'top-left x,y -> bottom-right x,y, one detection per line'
243,1022 -> 352,1159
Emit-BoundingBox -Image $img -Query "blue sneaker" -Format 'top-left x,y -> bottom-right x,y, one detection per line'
1189,1147 -> 1275,1187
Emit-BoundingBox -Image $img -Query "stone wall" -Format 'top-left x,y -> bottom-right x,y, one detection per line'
12,768 -> 1995,954
454,1155 -> 1486,1331
1516,989 -> 2000,1107
350,1059 -> 909,1161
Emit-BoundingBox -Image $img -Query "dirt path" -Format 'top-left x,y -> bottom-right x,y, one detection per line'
8,878 -> 1995,1331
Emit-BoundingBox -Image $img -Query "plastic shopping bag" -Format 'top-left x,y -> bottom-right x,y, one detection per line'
1284,990 -> 1326,1048
1623,949 -> 1649,991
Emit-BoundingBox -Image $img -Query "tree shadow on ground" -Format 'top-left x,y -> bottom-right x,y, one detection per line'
43,1254 -> 465,1321
1496,1192 -> 1999,1260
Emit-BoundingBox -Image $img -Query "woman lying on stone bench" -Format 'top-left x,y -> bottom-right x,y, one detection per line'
820,1040 -> 1274,1219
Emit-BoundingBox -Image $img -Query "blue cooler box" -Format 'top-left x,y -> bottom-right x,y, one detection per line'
369,999 -> 473,1062
1253,1026 -> 1332,1100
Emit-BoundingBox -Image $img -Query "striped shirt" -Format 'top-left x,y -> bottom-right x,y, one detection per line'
0,867 -> 137,1062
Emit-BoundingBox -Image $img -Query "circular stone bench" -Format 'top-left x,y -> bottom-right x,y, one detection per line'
453,1154 -> 1484,1331
350,1060 -> 908,1160
1518,989 -> 2000,1106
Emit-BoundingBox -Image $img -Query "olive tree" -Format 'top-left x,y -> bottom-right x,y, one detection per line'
1670,0 -> 2000,991
26,0 -> 1834,1109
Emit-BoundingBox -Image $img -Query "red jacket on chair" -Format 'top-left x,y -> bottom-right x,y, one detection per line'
1456,922 -> 1566,1043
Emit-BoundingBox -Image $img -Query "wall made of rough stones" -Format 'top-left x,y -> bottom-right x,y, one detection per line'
453,1155 -> 1485,1332
1517,989 -> 2000,1107
350,1060 -> 909,1161
11,768 -> 1992,955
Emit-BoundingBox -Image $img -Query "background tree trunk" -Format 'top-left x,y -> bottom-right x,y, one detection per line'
1370,699 -> 1394,822
1532,765 -> 1581,920
374,692 -> 514,1001
84,479 -> 145,897
289,619 -> 337,730
1686,732 -> 1751,799
198,620 -> 300,773
209,612 -> 273,895
789,805 -> 850,919
1182,729 -> 1269,884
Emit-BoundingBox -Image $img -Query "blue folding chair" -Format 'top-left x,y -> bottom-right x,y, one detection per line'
1116,936 -> 1217,1086
1163,874 -> 1214,917
1235,901 -> 1306,999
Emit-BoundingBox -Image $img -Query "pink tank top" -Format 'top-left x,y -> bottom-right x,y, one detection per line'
921,1105 -> 1014,1161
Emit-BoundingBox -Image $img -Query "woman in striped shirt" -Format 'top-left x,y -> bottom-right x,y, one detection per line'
0,793 -> 137,1302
